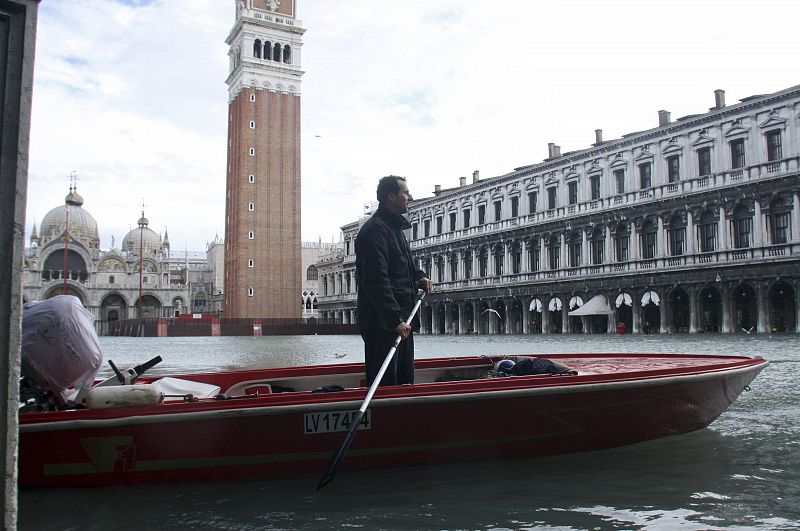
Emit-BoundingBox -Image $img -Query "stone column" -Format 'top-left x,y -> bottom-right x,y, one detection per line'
581,230 -> 588,267
659,296 -> 668,333
793,192 -> 800,243
795,282 -> 800,333
632,296 -> 641,334
504,297 -> 514,334
542,304 -> 551,335
560,235 -> 566,270
753,200 -> 764,247
605,226 -> 613,265
686,210 -> 695,254
503,243 -> 510,277
562,303 -> 570,334
719,206 -> 728,251
488,303 -> 497,334
473,302 -> 481,335
521,241 -> 528,272
630,223 -> 639,260
657,216 -> 665,258
757,284 -> 769,334
522,299 -> 530,334
607,293 -> 617,334
444,302 -> 453,334
689,287 -> 698,333
457,300 -> 466,335
540,238 -> 547,271
721,286 -> 732,333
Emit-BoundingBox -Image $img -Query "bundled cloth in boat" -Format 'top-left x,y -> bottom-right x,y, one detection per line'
21,295 -> 103,394
493,356 -> 578,377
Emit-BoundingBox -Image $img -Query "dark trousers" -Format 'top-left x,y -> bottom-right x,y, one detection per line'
361,328 -> 415,386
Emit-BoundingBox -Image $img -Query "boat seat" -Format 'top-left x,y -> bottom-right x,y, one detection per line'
224,380 -> 277,397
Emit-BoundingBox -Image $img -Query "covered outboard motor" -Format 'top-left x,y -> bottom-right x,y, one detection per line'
20,295 -> 103,409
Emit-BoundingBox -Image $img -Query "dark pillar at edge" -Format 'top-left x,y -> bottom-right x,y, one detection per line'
0,0 -> 38,527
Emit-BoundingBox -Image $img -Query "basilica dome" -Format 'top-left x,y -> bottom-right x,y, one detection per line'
122,213 -> 163,257
39,189 -> 100,249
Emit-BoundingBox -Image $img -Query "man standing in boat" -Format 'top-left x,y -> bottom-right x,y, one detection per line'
355,176 -> 432,386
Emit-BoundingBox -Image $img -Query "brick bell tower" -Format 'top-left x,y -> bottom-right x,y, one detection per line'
224,0 -> 304,319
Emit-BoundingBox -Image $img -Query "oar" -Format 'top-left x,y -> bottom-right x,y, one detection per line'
316,289 -> 426,491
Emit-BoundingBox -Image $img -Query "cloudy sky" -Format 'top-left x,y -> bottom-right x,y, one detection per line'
26,0 -> 799,251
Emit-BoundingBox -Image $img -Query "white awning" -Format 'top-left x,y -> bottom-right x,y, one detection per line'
548,297 -> 562,312
569,296 -> 584,310
529,298 -> 543,313
615,293 -> 633,307
569,294 -> 615,316
641,291 -> 661,306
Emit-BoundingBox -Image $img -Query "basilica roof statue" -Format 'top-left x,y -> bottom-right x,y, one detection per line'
38,186 -> 100,250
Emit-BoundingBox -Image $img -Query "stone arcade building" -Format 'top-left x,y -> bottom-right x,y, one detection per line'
316,85 -> 800,335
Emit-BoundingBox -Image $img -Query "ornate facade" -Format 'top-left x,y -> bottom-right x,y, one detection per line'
223,0 -> 304,319
317,85 -> 800,334
23,187 -> 223,334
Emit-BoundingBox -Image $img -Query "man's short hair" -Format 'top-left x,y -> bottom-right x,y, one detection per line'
376,175 -> 406,203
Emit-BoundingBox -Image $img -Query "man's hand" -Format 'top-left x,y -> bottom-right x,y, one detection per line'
395,321 -> 412,340
416,277 -> 433,294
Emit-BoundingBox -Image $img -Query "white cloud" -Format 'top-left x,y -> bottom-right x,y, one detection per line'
26,0 -> 800,250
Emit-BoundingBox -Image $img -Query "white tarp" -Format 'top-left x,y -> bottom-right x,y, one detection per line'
641,291 -> 661,306
529,298 -> 543,313
548,297 -> 562,312
615,293 -> 633,307
569,296 -> 584,310
569,294 -> 615,316
21,295 -> 103,392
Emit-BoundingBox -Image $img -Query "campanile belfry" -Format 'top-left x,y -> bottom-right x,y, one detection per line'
224,0 -> 304,319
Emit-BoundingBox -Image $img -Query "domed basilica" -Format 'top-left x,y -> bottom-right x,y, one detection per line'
23,185 -> 224,334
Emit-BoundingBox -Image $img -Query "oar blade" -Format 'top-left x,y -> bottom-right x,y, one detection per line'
316,410 -> 365,491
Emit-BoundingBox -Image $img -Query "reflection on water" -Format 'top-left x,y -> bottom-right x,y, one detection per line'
19,334 -> 800,530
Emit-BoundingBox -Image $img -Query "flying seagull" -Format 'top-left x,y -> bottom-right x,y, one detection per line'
482,308 -> 502,319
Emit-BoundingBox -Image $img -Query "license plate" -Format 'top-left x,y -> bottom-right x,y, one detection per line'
304,410 -> 371,434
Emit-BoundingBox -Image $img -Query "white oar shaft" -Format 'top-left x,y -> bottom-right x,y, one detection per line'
359,293 -> 425,413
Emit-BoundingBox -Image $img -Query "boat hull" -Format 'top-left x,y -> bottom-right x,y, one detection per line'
19,354 -> 766,486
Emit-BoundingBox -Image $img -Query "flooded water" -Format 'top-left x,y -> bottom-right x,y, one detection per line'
18,334 -> 800,530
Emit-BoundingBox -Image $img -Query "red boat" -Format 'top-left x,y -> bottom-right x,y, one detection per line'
18,353 -> 767,487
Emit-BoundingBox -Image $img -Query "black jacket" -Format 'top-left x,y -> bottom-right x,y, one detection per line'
355,206 -> 427,331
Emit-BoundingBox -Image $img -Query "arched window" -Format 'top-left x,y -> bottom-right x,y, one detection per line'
591,227 -> 605,264
547,235 -> 560,269
669,214 -> 685,256
528,238 -> 541,271
109,275 -> 115,284
462,250 -> 472,279
568,232 -> 581,267
511,241 -> 522,274
698,210 -> 717,252
492,244 -> 504,276
283,44 -> 291,64
732,204 -> 752,249
264,41 -> 272,60
253,39 -> 261,59
614,223 -> 629,262
640,220 -> 657,259
768,195 -> 791,244
273,42 -> 281,62
306,265 -> 318,280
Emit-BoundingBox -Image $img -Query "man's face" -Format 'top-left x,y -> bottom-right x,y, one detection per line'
388,180 -> 413,214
